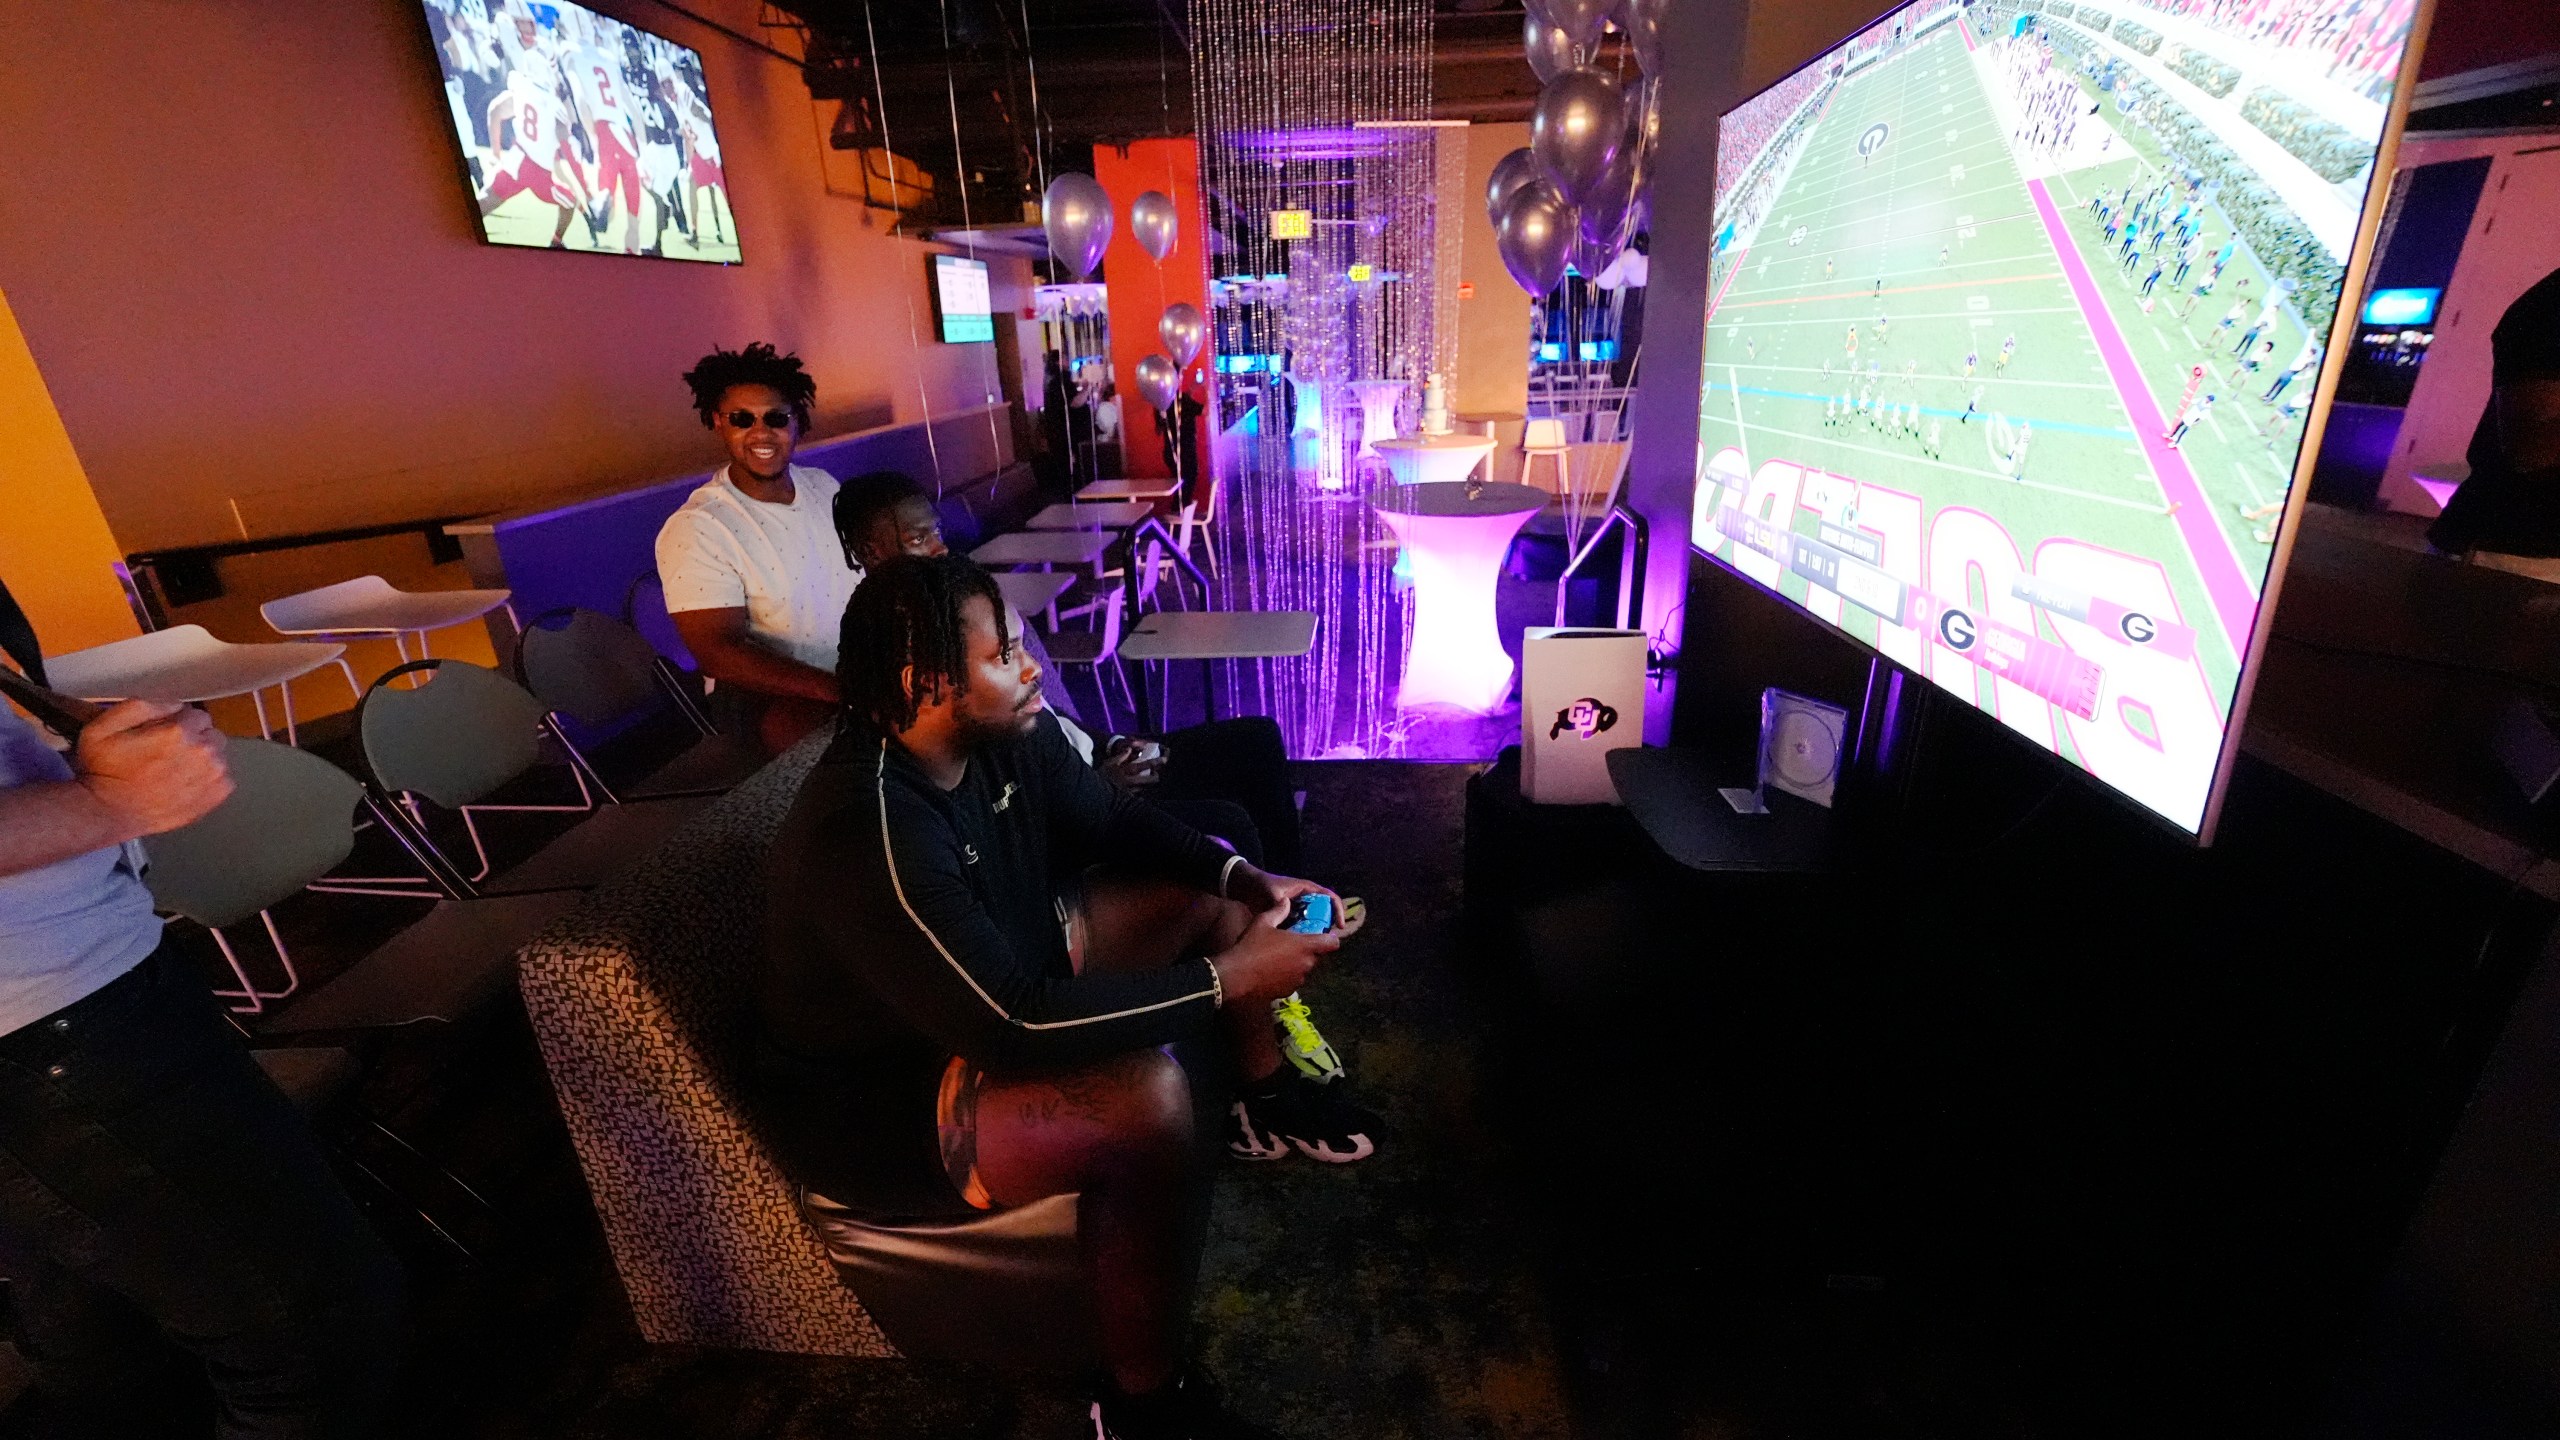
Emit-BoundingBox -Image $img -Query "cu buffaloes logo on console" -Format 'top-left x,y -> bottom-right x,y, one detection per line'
1549,697 -> 1619,741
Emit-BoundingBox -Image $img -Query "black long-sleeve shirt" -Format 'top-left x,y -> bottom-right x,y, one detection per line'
753,714 -> 1234,1204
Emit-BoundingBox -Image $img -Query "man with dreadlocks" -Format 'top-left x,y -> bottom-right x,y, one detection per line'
757,554 -> 1375,1440
655,342 -> 859,755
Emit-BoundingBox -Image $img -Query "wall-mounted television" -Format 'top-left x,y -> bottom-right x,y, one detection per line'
933,254 -> 995,343
1691,0 -> 2424,839
421,0 -> 741,263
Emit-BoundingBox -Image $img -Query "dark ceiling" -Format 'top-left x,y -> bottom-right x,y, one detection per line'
761,0 -> 1551,222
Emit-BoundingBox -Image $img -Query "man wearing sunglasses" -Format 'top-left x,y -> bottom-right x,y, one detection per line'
656,342 -> 861,754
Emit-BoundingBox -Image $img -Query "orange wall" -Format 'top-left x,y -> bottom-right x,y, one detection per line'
0,288 -> 139,656
1092,140 -> 1212,482
0,0 -> 1028,555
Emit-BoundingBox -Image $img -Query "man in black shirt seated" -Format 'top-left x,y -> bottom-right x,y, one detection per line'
757,555 -> 1375,1439
834,472 -> 1345,1085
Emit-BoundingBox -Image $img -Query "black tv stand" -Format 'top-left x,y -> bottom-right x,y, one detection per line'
1606,747 -> 1837,873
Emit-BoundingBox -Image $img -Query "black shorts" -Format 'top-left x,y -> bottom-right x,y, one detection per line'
749,1040 -> 975,1222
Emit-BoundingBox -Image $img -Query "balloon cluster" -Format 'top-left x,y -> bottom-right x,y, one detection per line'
1042,176 -> 1204,415
1493,0 -> 1664,296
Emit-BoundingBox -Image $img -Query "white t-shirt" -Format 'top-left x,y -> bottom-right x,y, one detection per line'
655,464 -> 863,674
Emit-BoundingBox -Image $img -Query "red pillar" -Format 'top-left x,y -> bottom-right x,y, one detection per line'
1091,139 -> 1211,484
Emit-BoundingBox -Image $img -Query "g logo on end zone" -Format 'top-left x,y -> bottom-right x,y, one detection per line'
1937,607 -> 1977,652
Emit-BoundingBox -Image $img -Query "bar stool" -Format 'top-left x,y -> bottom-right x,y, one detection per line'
45,625 -> 355,746
1520,417 -> 1571,497
262,576 -> 514,682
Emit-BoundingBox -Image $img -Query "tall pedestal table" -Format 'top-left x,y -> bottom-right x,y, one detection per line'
1365,481 -> 1547,714
1374,434 -> 1496,488
1347,379 -> 1409,460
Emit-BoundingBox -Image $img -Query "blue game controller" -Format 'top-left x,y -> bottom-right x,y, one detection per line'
1284,894 -> 1335,935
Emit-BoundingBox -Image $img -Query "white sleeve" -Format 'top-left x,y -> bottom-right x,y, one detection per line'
1054,712 -> 1098,766
654,509 -> 747,614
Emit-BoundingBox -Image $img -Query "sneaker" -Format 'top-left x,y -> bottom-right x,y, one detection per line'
1226,1071 -> 1380,1164
1092,1366 -> 1282,1440
1271,992 -> 1343,1083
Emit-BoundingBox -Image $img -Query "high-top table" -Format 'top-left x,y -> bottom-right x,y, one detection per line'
970,528 -> 1118,574
1075,477 -> 1183,503
1116,609 -> 1318,732
1374,434 -> 1496,488
994,570 -> 1078,630
1366,481 -> 1547,713
1028,501 -> 1153,530
1347,379 -> 1408,460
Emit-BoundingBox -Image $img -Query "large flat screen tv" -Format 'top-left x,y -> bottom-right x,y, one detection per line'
422,0 -> 741,263
933,254 -> 996,343
1692,0 -> 2425,838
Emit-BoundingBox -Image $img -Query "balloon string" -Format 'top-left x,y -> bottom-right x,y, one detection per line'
938,0 -> 1006,484
860,0 -> 942,489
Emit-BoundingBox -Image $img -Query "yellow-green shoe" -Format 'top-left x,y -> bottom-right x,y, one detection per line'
1272,992 -> 1344,1083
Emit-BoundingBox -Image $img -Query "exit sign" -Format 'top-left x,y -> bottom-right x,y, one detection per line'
1270,209 -> 1312,240
1347,263 -> 1373,282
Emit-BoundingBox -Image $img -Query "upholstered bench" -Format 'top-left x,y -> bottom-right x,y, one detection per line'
517,731 -> 1099,1366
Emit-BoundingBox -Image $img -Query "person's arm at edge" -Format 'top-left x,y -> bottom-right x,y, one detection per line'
0,701 -> 233,879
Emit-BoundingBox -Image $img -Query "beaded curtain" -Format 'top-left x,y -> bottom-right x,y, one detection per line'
1190,0 -> 1447,758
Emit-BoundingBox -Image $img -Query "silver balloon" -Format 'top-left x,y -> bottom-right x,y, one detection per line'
1579,129 -> 1646,255
1525,10 -> 1576,82
1130,189 -> 1178,262
1612,0 -> 1665,76
1583,74 -> 1658,253
1495,178 -> 1576,297
1042,173 -> 1113,282
1573,228 -> 1618,283
1486,148 -> 1543,227
1531,67 -> 1626,208
1526,0 -> 1612,53
1157,302 -> 1205,367
1134,353 -> 1181,413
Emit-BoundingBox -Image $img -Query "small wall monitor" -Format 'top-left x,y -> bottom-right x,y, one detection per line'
933,254 -> 996,343
1691,0 -> 2426,838
422,0 -> 740,262
2361,287 -> 2440,327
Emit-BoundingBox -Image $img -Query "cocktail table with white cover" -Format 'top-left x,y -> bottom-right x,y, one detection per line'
1115,609 -> 1318,732
1347,379 -> 1409,460
1365,481 -> 1547,713
44,625 -> 353,746
261,575 -> 513,676
1373,434 -> 1496,488
1027,501 -> 1152,530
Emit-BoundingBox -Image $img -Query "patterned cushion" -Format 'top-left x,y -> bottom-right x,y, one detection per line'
517,730 -> 897,1357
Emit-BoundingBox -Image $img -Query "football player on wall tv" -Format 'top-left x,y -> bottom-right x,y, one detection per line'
422,0 -> 741,262
1691,0 -> 2428,838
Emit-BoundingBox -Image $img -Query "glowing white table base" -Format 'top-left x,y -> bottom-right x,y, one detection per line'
1366,481 -> 1547,713
1347,380 -> 1408,460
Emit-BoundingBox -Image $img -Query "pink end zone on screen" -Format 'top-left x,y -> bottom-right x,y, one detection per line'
1688,0 -> 2434,840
